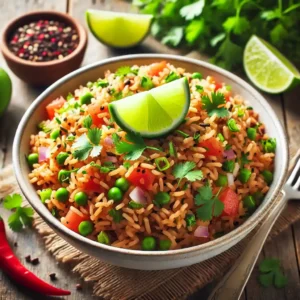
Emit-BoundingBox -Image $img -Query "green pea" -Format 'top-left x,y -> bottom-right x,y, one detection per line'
56,152 -> 69,165
159,239 -> 171,251
154,192 -> 170,207
243,195 -> 256,211
217,133 -> 225,142
108,187 -> 123,202
142,236 -> 156,250
115,178 -> 130,192
97,231 -> 110,244
261,170 -> 273,185
252,191 -> 264,205
40,188 -> 52,204
78,221 -> 93,236
216,174 -> 228,187
227,119 -> 240,132
74,192 -> 88,206
80,92 -> 93,105
86,81 -> 93,88
55,187 -> 69,203
238,168 -> 252,184
58,170 -> 71,183
247,128 -> 257,141
27,153 -> 38,167
50,128 -> 60,140
222,160 -> 235,173
191,72 -> 202,79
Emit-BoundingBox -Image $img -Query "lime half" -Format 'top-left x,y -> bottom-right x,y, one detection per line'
109,78 -> 190,138
86,10 -> 153,48
0,67 -> 12,116
244,35 -> 300,94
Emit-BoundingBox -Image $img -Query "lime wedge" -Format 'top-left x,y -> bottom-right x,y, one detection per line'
0,67 -> 12,116
85,10 -> 153,48
109,78 -> 190,138
243,35 -> 300,94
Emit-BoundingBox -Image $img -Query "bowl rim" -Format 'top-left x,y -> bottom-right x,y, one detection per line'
13,54 -> 289,257
0,10 -> 87,67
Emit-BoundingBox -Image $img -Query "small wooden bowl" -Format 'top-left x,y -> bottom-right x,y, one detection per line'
0,11 -> 88,86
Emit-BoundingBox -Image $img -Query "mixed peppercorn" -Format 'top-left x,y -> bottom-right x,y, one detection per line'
8,20 -> 79,62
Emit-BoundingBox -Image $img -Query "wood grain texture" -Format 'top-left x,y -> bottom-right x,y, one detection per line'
0,0 -> 300,299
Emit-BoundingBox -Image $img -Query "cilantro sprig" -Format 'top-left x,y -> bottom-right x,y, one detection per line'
195,185 -> 224,221
115,66 -> 138,77
72,128 -> 103,160
172,161 -> 203,185
202,92 -> 229,118
258,258 -> 288,288
112,132 -> 161,161
3,194 -> 34,231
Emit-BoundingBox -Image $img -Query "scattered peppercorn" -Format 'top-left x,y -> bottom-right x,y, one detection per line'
14,242 -> 18,247
25,255 -> 31,263
8,20 -> 79,62
31,257 -> 40,265
49,273 -> 57,281
76,283 -> 82,290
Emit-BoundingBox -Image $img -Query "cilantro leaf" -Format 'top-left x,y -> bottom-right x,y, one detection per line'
202,92 -> 229,118
73,128 -> 103,160
195,186 -> 224,221
90,161 -> 116,173
210,32 -> 226,47
141,76 -> 154,90
259,258 -> 280,273
162,27 -> 184,47
165,71 -> 180,83
274,269 -> 288,288
83,115 -> 92,128
185,19 -> 205,44
115,66 -> 138,77
8,207 -> 34,232
3,194 -> 22,210
180,0 -> 205,21
223,16 -> 250,35
259,272 -> 274,288
172,161 -> 202,184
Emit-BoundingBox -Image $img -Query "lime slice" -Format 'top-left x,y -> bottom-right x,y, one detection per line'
244,35 -> 300,94
0,67 -> 12,116
85,10 -> 153,48
109,78 -> 190,138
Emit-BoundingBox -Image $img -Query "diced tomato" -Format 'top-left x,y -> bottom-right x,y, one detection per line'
127,168 -> 155,190
219,187 -> 239,217
61,210 -> 89,233
88,103 -> 109,127
199,137 -> 223,158
214,82 -> 223,92
148,61 -> 167,76
46,97 -> 66,120
83,179 -> 105,194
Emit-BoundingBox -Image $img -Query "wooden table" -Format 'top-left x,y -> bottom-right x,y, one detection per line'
0,1 -> 300,299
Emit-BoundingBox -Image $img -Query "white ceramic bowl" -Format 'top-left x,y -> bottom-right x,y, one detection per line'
13,54 -> 288,270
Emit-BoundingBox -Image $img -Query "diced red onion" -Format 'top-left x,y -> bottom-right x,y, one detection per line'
38,147 -> 50,163
227,173 -> 234,186
129,187 -> 147,205
233,163 -> 240,178
106,156 -> 117,163
104,136 -> 113,146
194,226 -> 209,238
223,148 -> 236,160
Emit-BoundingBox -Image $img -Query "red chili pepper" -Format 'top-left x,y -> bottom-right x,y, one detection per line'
0,216 -> 70,296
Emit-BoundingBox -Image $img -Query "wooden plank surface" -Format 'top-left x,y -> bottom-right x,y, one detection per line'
0,0 -> 300,299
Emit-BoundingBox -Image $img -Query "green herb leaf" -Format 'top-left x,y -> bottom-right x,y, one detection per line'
8,206 -> 34,232
66,92 -> 73,101
83,115 -> 93,128
202,92 -> 229,118
259,258 -> 280,273
115,66 -> 138,77
172,161 -> 202,184
108,209 -> 123,223
162,27 -> 184,47
165,71 -> 180,83
184,170 -> 203,181
3,194 -> 22,210
195,185 -> 213,204
141,76 -> 154,90
240,152 -> 251,167
185,19 -> 205,44
259,272 -> 274,288
196,85 -> 204,93
180,0 -> 205,21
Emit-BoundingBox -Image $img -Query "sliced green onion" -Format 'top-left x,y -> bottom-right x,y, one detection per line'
66,135 -> 75,141
169,142 -> 177,158
227,119 -> 240,132
247,127 -> 257,140
237,107 -> 244,117
193,132 -> 200,143
155,157 -> 170,171
38,121 -> 51,133
222,160 -> 235,173
252,191 -> 264,205
55,117 -> 62,124
176,130 -> 189,138
225,85 -> 232,91
66,92 -> 73,101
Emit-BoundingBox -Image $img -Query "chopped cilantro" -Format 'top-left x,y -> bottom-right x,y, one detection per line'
172,161 -> 203,184
128,201 -> 144,209
72,128 -> 102,160
176,130 -> 189,138
90,161 -> 116,173
258,258 -> 288,288
108,209 -> 123,223
141,76 -> 154,90
227,119 -> 240,132
113,131 -> 160,161
193,132 -> 200,143
97,80 -> 109,88
3,194 -> 34,231
38,121 -> 51,133
185,214 -> 196,227
115,66 -> 138,77
123,162 -> 131,169
66,92 -> 73,101
165,71 -> 180,83
195,186 -> 224,221
202,92 -> 229,118
261,138 -> 276,153
83,115 -> 93,129
196,85 -> 204,93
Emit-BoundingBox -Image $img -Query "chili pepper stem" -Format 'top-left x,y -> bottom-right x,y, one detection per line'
0,217 -> 70,296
